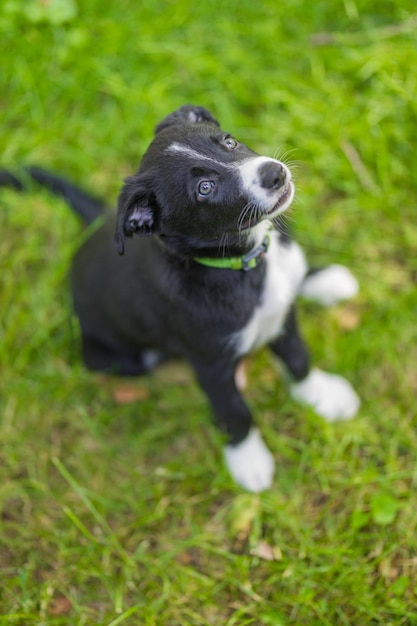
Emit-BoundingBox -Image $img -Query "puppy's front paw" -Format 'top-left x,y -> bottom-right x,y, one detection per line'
299,265 -> 359,306
224,428 -> 275,492
289,368 -> 360,421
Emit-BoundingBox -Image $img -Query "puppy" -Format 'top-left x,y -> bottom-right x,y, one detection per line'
0,105 -> 360,491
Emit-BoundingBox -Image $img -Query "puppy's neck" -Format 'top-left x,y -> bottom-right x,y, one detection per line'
156,221 -> 272,262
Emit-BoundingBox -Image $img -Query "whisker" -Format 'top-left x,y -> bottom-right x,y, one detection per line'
272,147 -> 300,165
284,160 -> 303,172
272,212 -> 293,238
237,200 -> 259,242
254,205 -> 263,229
218,232 -> 230,258
237,201 -> 254,229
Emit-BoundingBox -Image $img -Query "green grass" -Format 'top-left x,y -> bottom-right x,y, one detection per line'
1,0 -> 417,623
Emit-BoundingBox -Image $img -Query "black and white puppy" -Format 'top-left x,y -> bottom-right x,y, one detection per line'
1,105 -> 360,491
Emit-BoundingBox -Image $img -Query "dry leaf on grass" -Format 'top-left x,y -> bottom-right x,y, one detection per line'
48,596 -> 72,616
250,540 -> 283,561
112,384 -> 150,404
333,304 -> 361,330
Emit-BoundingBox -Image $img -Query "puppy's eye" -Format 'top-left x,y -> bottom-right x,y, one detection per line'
224,136 -> 237,150
198,180 -> 215,197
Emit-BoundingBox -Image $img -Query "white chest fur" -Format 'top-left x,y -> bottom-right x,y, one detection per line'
234,232 -> 307,356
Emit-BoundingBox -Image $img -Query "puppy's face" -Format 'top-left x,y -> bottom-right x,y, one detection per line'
115,106 -> 294,254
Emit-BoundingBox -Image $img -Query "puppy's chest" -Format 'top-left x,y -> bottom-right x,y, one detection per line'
234,236 -> 307,356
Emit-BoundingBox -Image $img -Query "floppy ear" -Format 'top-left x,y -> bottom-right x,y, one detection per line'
154,104 -> 220,134
114,176 -> 156,255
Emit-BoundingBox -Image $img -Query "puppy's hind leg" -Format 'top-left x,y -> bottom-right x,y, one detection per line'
270,307 -> 360,421
80,332 -> 165,377
299,265 -> 359,306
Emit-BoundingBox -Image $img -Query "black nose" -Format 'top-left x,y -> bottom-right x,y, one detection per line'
258,161 -> 287,190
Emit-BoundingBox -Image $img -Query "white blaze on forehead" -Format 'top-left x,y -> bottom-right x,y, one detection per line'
165,142 -> 235,169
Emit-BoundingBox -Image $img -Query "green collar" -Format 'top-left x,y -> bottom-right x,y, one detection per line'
193,235 -> 270,271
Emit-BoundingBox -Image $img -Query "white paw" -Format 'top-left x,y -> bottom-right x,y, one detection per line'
299,265 -> 359,306
224,428 -> 275,492
289,368 -> 360,421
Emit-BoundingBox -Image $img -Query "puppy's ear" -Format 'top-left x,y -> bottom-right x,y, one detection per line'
155,105 -> 220,134
114,176 -> 156,255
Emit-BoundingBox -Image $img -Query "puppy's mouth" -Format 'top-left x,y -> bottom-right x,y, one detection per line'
238,181 -> 294,231
265,181 -> 294,218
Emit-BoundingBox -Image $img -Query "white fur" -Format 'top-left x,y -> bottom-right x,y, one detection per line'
299,265 -> 359,306
237,156 -> 294,213
235,233 -> 308,355
224,428 -> 275,492
247,220 -> 275,250
165,142 -> 231,169
289,368 -> 360,421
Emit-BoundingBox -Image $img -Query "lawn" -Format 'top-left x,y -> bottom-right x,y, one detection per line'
1,0 -> 417,623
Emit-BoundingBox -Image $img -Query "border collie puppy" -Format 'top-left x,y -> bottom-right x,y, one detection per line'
0,105 -> 360,491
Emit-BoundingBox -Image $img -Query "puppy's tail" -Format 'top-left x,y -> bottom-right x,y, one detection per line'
0,166 -> 106,225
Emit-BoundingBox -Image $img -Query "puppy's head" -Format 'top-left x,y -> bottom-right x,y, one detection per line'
115,105 -> 294,255
153,104 -> 220,133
